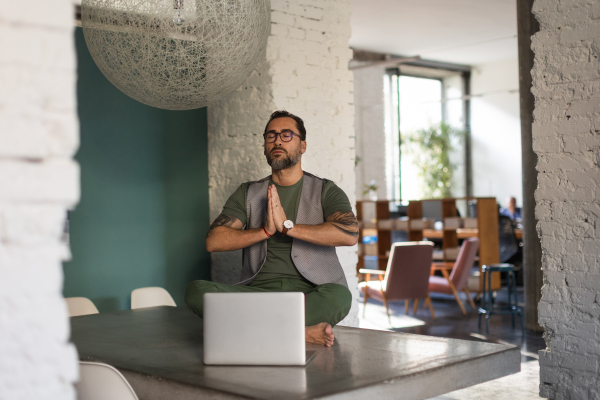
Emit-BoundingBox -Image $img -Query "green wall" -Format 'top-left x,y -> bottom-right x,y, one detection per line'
64,28 -> 210,311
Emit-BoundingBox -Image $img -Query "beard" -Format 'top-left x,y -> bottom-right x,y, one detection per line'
265,143 -> 302,171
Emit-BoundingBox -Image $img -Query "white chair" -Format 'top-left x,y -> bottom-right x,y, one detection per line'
65,297 -> 99,317
76,362 -> 138,400
131,287 -> 176,309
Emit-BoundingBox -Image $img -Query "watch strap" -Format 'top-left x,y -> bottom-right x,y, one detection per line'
282,220 -> 293,236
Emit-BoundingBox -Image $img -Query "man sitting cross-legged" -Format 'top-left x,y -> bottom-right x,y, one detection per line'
185,110 -> 358,347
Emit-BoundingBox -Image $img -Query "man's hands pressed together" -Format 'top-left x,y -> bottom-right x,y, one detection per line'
263,185 -> 278,237
268,184 -> 288,234
267,184 -> 359,247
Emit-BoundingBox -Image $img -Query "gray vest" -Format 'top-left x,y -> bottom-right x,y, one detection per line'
237,172 -> 348,287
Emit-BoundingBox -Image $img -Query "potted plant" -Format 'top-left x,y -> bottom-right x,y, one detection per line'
406,122 -> 464,198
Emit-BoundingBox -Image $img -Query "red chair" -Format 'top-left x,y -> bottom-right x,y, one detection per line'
359,241 -> 435,324
429,237 -> 479,315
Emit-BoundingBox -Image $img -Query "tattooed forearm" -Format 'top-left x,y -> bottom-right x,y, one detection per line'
329,211 -> 359,237
206,214 -> 236,238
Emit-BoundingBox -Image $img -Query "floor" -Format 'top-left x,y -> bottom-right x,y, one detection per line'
357,286 -> 545,400
431,360 -> 540,400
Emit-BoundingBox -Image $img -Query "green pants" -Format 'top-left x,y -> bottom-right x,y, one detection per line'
185,278 -> 351,327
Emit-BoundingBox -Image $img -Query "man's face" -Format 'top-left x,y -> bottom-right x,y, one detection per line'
507,197 -> 516,208
263,117 -> 307,171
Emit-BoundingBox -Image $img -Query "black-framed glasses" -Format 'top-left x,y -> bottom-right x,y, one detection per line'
263,129 -> 301,143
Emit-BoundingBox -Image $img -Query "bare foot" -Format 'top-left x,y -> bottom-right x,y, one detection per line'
305,322 -> 334,347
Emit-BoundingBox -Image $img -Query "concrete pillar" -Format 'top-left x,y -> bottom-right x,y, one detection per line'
517,0 -> 543,332
208,0 -> 357,326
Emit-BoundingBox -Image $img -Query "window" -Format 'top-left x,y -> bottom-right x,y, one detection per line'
385,66 -> 470,202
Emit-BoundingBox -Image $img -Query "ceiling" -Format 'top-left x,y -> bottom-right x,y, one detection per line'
349,0 -> 518,66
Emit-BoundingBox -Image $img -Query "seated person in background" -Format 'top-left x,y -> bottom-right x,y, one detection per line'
500,196 -> 521,221
185,110 -> 358,347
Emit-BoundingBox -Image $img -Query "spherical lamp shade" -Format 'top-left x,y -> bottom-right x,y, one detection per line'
81,0 -> 270,110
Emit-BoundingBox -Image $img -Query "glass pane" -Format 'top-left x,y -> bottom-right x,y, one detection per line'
399,76 -> 442,201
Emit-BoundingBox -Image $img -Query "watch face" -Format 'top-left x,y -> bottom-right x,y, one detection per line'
284,220 -> 294,229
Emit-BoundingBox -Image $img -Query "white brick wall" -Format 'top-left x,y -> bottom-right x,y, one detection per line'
0,0 -> 80,398
532,0 -> 600,398
208,0 -> 358,326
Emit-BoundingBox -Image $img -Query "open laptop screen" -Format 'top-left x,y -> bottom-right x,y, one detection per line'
203,292 -> 306,365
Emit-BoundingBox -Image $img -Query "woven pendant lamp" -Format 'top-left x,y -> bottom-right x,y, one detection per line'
81,0 -> 270,110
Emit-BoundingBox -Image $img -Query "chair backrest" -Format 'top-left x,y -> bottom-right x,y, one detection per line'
131,287 -> 176,309
65,297 -> 99,317
498,215 -> 519,263
76,362 -> 139,400
449,237 -> 480,290
384,241 -> 434,300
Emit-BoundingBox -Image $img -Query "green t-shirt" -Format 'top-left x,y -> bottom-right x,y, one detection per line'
221,176 -> 353,282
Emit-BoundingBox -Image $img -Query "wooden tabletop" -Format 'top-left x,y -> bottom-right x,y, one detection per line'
421,228 -> 522,241
422,229 -> 478,239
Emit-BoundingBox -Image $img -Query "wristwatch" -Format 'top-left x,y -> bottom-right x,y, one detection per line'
282,220 -> 294,236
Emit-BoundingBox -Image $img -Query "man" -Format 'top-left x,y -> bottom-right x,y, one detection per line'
185,110 -> 358,347
500,196 -> 521,221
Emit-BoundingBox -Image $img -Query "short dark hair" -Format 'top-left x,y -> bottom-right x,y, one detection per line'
264,110 -> 306,141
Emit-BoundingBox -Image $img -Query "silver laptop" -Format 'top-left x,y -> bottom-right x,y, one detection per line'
203,292 -> 315,366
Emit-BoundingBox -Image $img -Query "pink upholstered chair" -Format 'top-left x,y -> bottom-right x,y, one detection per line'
429,237 -> 479,315
359,241 -> 435,323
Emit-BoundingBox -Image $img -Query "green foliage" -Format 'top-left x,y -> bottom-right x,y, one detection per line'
406,122 -> 464,198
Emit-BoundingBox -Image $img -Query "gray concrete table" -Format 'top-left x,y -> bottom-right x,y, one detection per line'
70,306 -> 520,400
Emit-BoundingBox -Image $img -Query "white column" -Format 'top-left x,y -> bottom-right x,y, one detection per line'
532,0 -> 600,397
0,0 -> 80,397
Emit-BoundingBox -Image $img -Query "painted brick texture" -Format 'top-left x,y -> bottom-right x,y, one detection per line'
532,0 -> 600,398
0,0 -> 79,398
208,0 -> 358,326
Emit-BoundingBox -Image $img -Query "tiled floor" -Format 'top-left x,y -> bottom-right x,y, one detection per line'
357,287 -> 545,400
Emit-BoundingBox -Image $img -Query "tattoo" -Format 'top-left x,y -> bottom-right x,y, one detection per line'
329,211 -> 359,237
207,214 -> 236,238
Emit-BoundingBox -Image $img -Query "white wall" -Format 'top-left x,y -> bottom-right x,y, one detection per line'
354,66 -> 387,200
532,0 -> 600,397
208,0 -> 358,326
0,0 -> 80,397
471,57 -> 523,208
443,73 -> 467,199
